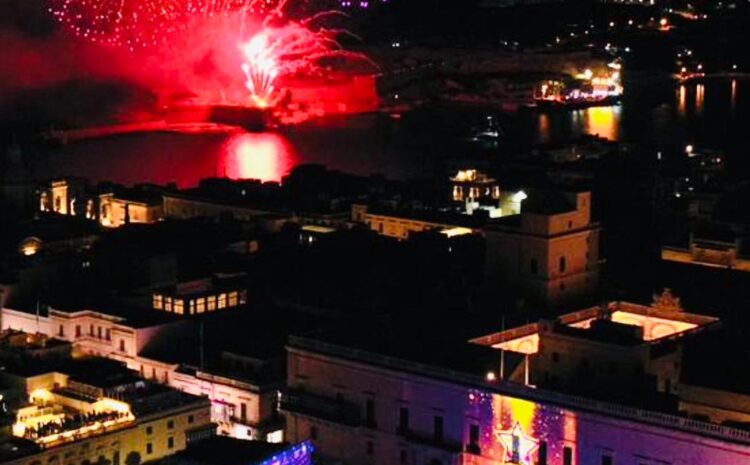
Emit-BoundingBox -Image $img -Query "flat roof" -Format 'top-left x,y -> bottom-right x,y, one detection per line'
472,301 -> 718,355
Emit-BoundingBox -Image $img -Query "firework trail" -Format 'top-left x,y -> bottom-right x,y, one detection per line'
240,9 -> 375,108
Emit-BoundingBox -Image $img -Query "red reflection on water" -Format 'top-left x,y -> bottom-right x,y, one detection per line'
219,132 -> 297,182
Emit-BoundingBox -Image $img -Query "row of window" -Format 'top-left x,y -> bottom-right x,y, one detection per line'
74,324 -> 111,341
358,402 -> 569,464
529,256 -> 568,276
310,417 -> 571,465
144,436 -> 174,455
153,291 -> 245,315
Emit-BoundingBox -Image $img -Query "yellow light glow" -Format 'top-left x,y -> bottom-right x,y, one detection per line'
21,244 -> 39,256
440,227 -> 473,238
586,106 -> 619,141
30,388 -> 54,403
492,334 -> 539,354
610,311 -> 697,340
512,190 -> 528,203
454,169 -> 477,182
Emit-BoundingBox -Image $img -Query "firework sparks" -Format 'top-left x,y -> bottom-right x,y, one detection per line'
48,0 -> 282,48
241,32 -> 278,108
239,13 -> 374,108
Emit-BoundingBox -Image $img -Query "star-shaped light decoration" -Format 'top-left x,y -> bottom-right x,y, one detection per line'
497,422 -> 539,465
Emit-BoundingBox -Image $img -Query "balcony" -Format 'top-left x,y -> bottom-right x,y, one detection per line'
279,390 -> 361,427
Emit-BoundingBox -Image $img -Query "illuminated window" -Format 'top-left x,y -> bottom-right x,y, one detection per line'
218,294 -> 227,309
228,292 -> 238,307
189,300 -> 196,314
196,298 -> 206,313
511,434 -> 521,463
174,299 -> 184,315
153,295 -> 163,310
207,296 -> 217,311
164,297 -> 173,312
266,430 -> 283,443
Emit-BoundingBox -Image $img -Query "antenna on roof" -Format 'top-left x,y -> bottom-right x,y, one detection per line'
499,314 -> 505,380
199,321 -> 205,371
35,299 -> 41,335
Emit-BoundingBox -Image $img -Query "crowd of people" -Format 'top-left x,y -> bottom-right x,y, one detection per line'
22,410 -> 128,440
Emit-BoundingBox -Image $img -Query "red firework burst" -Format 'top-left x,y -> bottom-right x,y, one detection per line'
48,0 -> 282,48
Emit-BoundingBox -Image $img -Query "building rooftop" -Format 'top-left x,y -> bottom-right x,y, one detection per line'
290,317 -> 520,381
471,298 -> 719,354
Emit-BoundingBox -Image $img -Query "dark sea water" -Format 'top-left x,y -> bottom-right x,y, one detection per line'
36,76 -> 750,186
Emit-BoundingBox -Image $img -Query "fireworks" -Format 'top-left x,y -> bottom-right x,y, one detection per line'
49,0 -> 181,48
48,0 -> 282,48
240,13 -> 374,108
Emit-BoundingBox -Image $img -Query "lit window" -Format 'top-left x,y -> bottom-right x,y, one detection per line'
174,299 -> 184,315
196,298 -> 206,313
207,296 -> 217,311
164,297 -> 173,312
266,430 -> 283,443
228,292 -> 238,307
218,294 -> 227,309
153,295 -> 163,310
